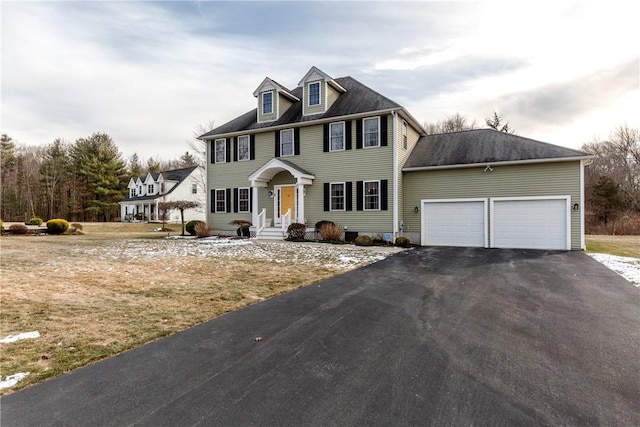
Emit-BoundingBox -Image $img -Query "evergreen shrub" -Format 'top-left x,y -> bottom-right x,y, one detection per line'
46,219 -> 69,235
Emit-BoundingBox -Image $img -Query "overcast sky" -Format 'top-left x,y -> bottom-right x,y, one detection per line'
2,1 -> 638,161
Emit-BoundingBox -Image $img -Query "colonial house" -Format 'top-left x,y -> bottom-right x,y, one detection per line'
118,166 -> 205,223
200,66 -> 591,250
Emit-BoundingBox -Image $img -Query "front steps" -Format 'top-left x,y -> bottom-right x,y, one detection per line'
254,227 -> 285,240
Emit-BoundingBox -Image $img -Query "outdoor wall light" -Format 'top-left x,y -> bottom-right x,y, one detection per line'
268,190 -> 274,198
483,165 -> 493,172
573,203 -> 579,211
414,206 -> 420,213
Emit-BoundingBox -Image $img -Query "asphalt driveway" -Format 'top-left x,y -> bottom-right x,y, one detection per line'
2,247 -> 639,426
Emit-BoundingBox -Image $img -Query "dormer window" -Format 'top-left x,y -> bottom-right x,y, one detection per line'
148,184 -> 154,194
308,82 -> 320,106
262,92 -> 273,114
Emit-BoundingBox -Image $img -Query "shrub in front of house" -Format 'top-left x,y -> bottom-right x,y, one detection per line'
46,219 -> 69,235
71,223 -> 83,231
286,223 -> 307,241
319,223 -> 344,241
315,220 -> 335,232
9,223 -> 29,235
26,217 -> 44,226
395,236 -> 411,247
185,220 -> 205,236
194,222 -> 211,238
354,235 -> 373,246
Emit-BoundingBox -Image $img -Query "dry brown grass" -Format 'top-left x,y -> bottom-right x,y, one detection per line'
586,235 -> 640,258
0,223 -> 389,395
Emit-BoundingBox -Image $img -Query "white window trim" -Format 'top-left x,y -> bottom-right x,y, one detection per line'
363,117 -> 380,149
363,180 -> 381,211
329,182 -> 346,212
280,129 -> 294,157
214,188 -> 227,213
329,121 -> 346,152
238,187 -> 250,213
262,91 -> 273,114
237,135 -> 250,162
402,120 -> 408,150
214,138 -> 226,163
191,183 -> 198,194
308,81 -> 321,106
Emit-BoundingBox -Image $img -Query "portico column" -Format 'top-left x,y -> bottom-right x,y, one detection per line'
251,185 -> 259,229
296,183 -> 305,225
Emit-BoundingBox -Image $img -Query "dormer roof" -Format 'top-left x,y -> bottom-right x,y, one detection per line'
253,77 -> 299,101
297,66 -> 346,93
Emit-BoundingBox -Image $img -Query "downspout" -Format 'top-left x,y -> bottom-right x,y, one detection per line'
580,159 -> 586,250
392,110 -> 399,241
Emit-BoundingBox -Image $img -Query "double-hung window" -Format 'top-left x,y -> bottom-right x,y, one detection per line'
238,188 -> 250,213
363,117 -> 380,148
280,129 -> 294,157
308,82 -> 320,106
330,183 -> 345,211
262,92 -> 273,114
330,122 -> 345,151
215,189 -> 227,213
148,184 -> 154,194
191,184 -> 197,194
214,139 -> 226,163
237,135 -> 250,161
364,180 -> 380,210
402,120 -> 408,149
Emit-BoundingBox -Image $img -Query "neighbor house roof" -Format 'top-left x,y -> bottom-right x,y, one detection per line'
403,129 -> 592,170
200,76 -> 402,139
121,166 -> 199,202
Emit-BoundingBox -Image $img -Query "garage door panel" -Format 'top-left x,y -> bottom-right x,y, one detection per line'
423,200 -> 486,247
492,198 -> 568,250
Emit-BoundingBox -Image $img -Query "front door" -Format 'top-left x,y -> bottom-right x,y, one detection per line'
280,186 -> 296,220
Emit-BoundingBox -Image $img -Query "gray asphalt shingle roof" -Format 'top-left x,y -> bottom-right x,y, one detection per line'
403,129 -> 590,169
200,76 -> 401,138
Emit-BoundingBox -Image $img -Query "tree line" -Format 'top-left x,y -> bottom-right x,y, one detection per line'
0,133 -> 200,222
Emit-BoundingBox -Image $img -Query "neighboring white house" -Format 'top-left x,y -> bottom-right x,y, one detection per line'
118,166 -> 206,223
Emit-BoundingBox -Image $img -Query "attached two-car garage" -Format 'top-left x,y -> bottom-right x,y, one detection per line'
421,196 -> 571,250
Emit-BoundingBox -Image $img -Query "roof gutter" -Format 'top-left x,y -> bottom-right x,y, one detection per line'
200,108 -> 403,140
402,155 -> 595,172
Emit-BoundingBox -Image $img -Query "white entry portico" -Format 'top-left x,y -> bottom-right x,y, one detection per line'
248,158 -> 314,237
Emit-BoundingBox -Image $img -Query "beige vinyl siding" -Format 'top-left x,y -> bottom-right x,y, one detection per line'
396,116 -> 422,233
326,85 -> 341,110
402,161 -> 583,249
303,80 -> 325,116
279,94 -> 293,117
207,117 -> 396,234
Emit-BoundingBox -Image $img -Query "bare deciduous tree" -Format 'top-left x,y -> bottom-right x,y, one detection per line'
424,113 -> 477,134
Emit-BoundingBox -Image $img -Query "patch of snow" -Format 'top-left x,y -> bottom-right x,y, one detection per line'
0,331 -> 40,344
589,253 -> 640,287
0,372 -> 30,390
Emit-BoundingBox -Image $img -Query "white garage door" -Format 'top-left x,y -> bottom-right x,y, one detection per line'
422,199 -> 487,247
491,197 -> 569,250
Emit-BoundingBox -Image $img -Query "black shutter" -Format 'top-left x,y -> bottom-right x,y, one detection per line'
210,141 -> 215,164
380,180 -> 388,210
323,123 -> 329,152
275,131 -> 280,157
249,188 -> 253,212
323,183 -> 330,211
356,119 -> 363,149
356,181 -> 363,211
380,116 -> 388,147
250,135 -> 255,160
210,189 -> 215,213
232,137 -> 237,162
345,121 -> 352,150
226,139 -> 232,163
346,181 -> 353,211
225,188 -> 231,213
233,188 -> 239,213
294,128 -> 300,155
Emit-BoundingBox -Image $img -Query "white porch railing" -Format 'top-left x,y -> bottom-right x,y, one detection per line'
281,209 -> 292,235
257,208 -> 267,235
